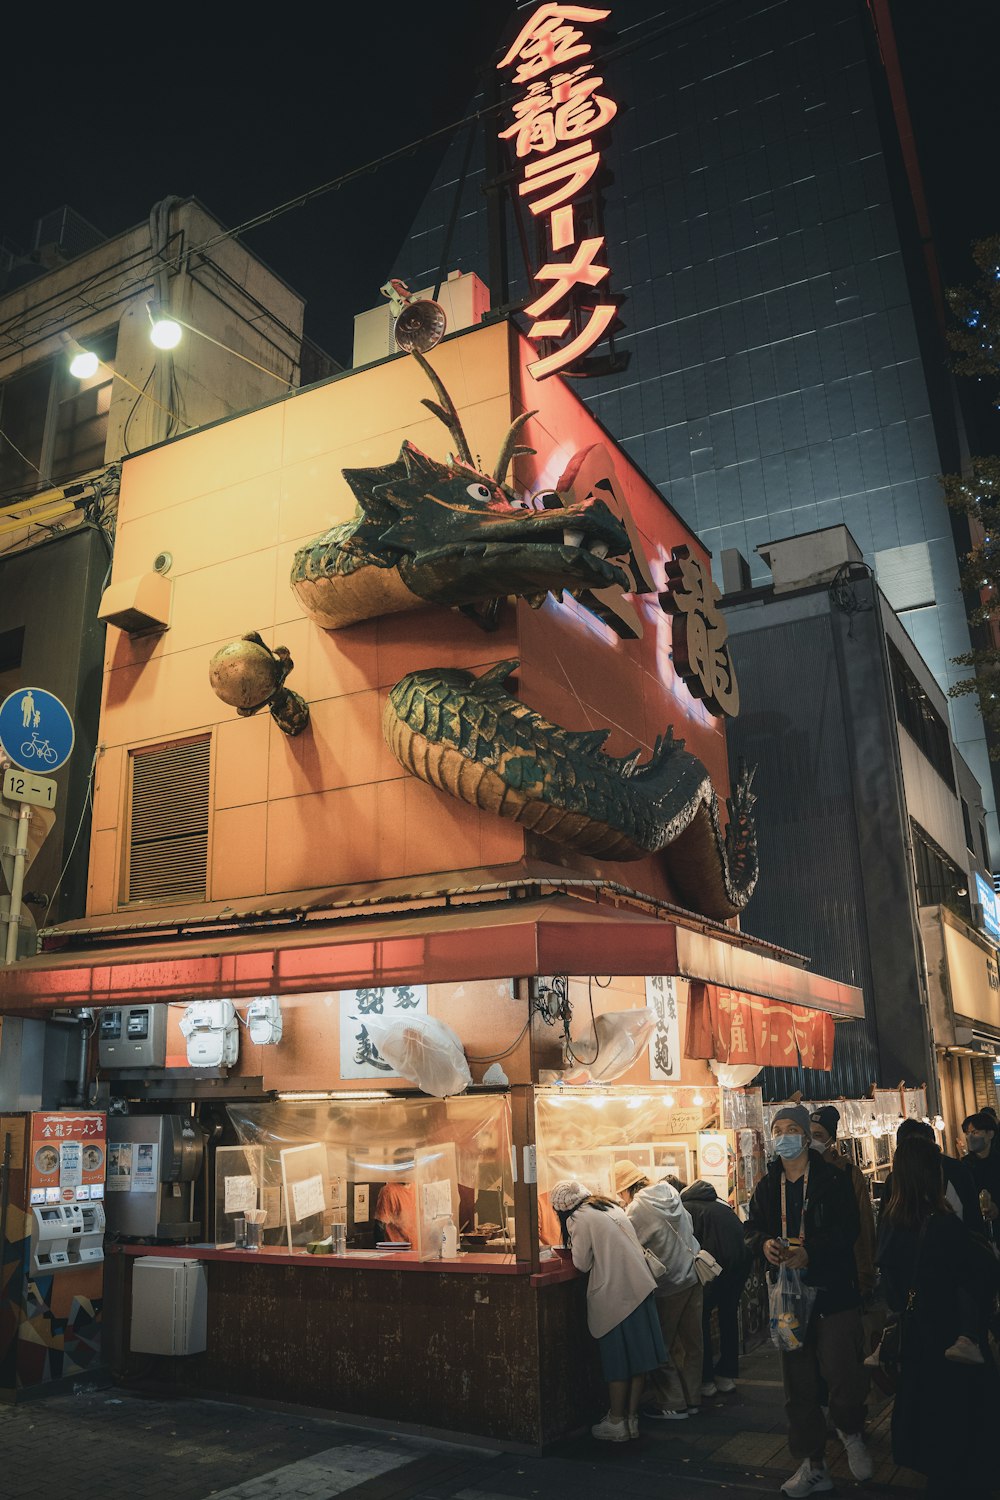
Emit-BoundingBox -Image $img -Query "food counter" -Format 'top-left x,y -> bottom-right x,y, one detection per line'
103,1241 -> 596,1450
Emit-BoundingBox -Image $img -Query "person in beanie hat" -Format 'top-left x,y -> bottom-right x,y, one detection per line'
808,1106 -> 876,1299
746,1106 -> 871,1496
548,1178 -> 665,1444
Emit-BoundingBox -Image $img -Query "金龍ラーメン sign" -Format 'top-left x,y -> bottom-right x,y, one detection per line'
498,4 -> 619,380
685,982 -> 835,1072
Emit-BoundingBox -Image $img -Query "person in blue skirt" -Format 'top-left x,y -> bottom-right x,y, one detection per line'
550,1179 -> 666,1442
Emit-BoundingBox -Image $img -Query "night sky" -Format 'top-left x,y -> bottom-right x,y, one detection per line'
3,2 -> 999,374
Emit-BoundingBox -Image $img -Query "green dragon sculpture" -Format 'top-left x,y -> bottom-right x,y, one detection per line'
383,660 -> 758,921
290,351 -> 636,632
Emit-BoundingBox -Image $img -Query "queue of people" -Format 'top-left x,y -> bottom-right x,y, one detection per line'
558,1098 -> 1000,1498
550,1164 -> 749,1441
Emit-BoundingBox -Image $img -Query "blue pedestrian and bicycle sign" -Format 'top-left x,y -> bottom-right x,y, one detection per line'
0,688 -> 75,772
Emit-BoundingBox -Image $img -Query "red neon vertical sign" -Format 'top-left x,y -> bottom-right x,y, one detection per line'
497,4 -> 619,380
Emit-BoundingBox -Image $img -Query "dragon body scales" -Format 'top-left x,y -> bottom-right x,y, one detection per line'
383,660 -> 758,921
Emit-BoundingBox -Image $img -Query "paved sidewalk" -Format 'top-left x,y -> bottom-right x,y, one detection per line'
0,1342 -> 923,1500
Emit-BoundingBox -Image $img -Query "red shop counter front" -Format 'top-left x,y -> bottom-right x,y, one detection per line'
103,1242 -> 593,1451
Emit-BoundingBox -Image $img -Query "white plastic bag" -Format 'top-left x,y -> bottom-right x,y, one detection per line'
582,1007 -> 657,1081
768,1262 -> 818,1352
365,1014 -> 472,1097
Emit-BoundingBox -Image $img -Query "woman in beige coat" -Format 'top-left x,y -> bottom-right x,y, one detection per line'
551,1179 -> 666,1442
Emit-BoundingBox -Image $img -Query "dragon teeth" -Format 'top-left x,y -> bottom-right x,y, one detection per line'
563,528 -> 585,547
590,541 -> 609,558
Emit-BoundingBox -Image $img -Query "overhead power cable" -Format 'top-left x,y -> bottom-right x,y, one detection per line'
0,0 -> 740,361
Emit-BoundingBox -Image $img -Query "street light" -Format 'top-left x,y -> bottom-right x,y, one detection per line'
148,305 -> 182,349
68,349 -> 99,379
143,303 -> 292,387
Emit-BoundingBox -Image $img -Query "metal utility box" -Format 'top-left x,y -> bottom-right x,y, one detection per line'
98,1005 -> 167,1068
105,1115 -> 203,1240
130,1257 -> 207,1355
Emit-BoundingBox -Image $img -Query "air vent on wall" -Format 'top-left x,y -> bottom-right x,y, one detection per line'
126,736 -> 210,904
874,542 -> 934,613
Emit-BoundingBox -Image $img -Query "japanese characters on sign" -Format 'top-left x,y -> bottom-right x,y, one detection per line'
645,974 -> 681,1082
497,4 -> 619,380
30,1111 -> 107,1204
339,985 -> 429,1080
684,982 -> 834,1072
660,546 -> 740,717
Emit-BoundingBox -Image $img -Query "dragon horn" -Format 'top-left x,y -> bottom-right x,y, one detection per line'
412,350 -> 475,468
494,410 -> 537,486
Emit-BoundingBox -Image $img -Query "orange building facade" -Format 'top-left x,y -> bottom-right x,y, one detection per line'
0,322 -> 861,1442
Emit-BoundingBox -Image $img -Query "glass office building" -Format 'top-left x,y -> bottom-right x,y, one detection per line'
392,0 -> 995,852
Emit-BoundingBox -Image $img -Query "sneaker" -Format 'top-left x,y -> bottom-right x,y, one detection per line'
591,1411 -> 630,1442
639,1405 -> 689,1420
627,1414 -> 639,1439
715,1376 -> 736,1393
701,1382 -> 718,1396
945,1335 -> 985,1365
837,1429 -> 873,1482
780,1459 -> 834,1497
686,1406 -> 700,1415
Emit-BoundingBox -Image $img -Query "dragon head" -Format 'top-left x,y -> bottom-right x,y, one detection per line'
345,437 -> 632,608
291,351 -> 633,630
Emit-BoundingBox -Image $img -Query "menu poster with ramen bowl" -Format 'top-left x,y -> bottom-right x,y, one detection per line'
29,1112 -> 107,1205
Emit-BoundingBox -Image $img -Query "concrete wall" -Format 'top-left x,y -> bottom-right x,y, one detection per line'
725,573 -> 934,1093
0,199 -> 307,552
0,526 -> 109,925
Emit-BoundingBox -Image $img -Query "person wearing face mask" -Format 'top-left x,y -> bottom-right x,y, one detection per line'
962,1112 -> 1000,1238
808,1107 -> 876,1303
746,1105 -> 870,1497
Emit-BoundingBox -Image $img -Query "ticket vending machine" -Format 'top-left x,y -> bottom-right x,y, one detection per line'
0,1111 -> 106,1401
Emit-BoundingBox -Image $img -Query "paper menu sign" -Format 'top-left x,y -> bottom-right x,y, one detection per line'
132,1142 -> 158,1194
422,1179 -> 451,1221
354,1184 -> 370,1223
291,1173 -> 325,1222
107,1143 -> 132,1191
224,1175 -> 259,1216
60,1140 -> 82,1190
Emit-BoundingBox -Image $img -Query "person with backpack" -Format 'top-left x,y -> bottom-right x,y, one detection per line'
680,1178 -> 753,1395
549,1179 -> 665,1443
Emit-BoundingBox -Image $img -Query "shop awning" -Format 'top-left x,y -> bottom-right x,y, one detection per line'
685,981 -> 835,1071
0,889 -> 864,1018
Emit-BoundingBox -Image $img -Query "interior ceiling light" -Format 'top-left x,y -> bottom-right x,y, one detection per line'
69,349 -> 99,379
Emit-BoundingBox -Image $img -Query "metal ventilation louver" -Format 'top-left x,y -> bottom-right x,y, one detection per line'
126,736 -> 210,904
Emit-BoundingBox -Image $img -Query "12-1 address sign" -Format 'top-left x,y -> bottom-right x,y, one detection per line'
0,688 -> 75,773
